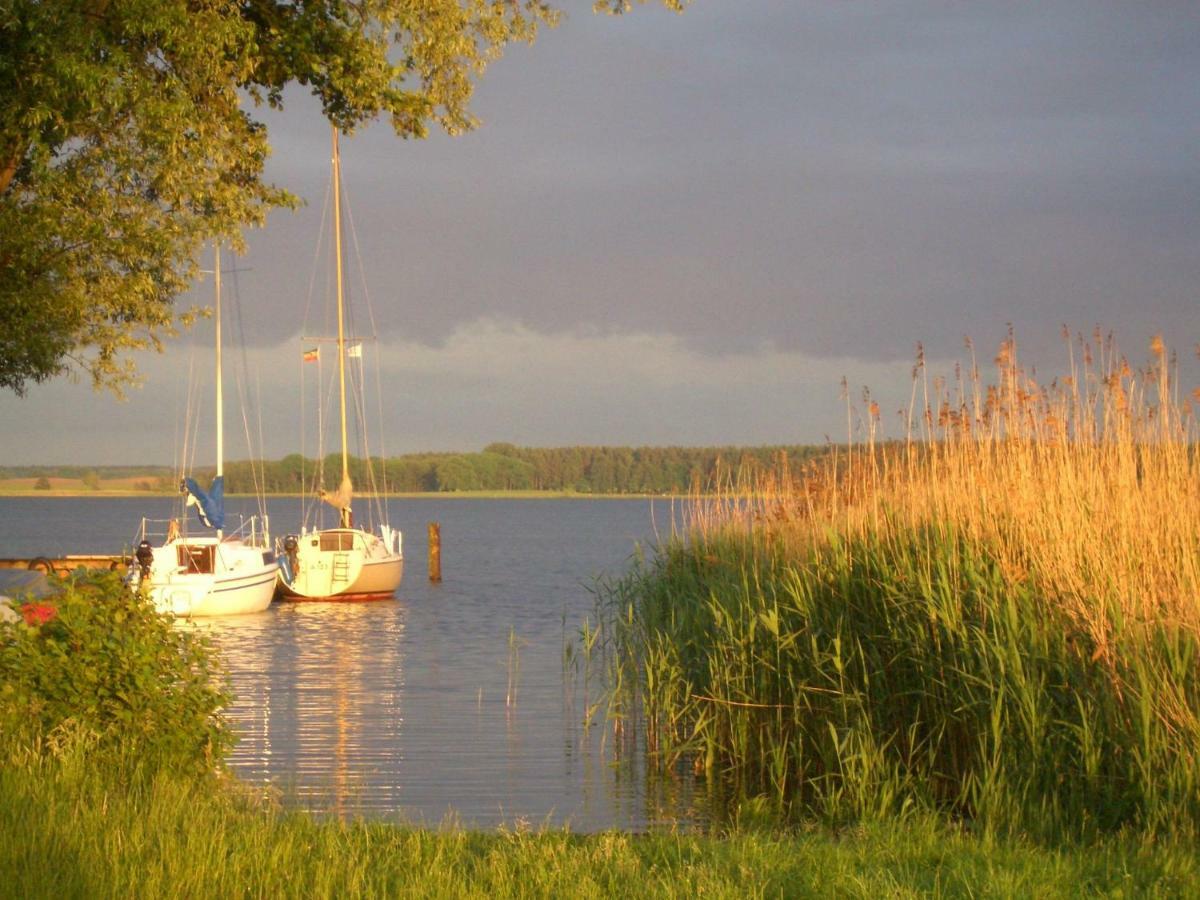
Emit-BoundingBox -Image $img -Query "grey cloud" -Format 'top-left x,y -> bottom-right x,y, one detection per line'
235,1 -> 1196,365
5,2 -> 1199,462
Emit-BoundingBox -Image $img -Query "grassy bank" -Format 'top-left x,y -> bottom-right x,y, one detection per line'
601,332 -> 1200,843
2,746 -> 1195,898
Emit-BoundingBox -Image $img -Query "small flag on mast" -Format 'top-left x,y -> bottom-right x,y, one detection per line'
346,343 -> 363,358
303,347 -> 319,363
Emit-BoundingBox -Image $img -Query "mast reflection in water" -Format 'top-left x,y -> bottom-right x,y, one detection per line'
206,602 -> 407,817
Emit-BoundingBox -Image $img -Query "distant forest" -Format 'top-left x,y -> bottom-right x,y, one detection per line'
1,444 -> 829,494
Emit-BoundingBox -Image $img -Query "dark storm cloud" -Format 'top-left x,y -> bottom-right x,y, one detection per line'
211,1 -> 1199,369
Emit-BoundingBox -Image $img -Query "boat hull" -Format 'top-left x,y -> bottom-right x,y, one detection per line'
276,528 -> 403,601
134,537 -> 279,617
151,566 -> 278,617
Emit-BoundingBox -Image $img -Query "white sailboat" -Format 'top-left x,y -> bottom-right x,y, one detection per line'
130,246 -> 279,617
276,126 -> 404,602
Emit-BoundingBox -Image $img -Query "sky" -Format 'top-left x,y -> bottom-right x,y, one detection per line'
2,1 -> 1198,466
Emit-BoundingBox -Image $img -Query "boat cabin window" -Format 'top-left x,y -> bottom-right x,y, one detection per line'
320,532 -> 355,552
177,544 -> 215,574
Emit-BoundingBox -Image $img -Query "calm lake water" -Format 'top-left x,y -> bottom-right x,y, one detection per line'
0,496 -> 708,831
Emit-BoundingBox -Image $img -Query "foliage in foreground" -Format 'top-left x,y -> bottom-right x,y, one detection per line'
602,332 -> 1200,841
0,740 -> 1194,899
0,571 -> 231,775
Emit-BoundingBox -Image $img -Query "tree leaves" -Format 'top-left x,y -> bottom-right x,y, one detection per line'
0,0 -> 683,395
1,0 -> 283,393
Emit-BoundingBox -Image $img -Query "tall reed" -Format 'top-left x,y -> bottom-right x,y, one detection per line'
603,331 -> 1200,840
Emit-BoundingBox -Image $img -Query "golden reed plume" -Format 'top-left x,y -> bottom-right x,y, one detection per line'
689,330 -> 1200,658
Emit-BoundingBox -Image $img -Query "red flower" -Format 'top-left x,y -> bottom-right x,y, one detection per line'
21,603 -> 57,626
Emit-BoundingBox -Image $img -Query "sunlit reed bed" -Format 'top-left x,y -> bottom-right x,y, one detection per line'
602,330 -> 1200,840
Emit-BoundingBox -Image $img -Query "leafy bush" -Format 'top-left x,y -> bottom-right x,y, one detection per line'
0,572 -> 232,775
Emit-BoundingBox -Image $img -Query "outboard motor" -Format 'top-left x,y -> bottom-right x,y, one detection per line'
135,540 -> 154,583
280,534 -> 300,585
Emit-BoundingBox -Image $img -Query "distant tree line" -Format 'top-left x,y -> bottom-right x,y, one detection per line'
1,445 -> 828,495
234,444 -> 831,494
0,465 -> 173,480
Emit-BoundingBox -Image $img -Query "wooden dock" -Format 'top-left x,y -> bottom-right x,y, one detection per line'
0,556 -> 129,577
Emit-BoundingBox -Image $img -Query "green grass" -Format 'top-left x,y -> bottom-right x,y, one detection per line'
1,747 -> 1195,898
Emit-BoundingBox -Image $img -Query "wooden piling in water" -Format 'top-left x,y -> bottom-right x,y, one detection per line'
428,522 -> 441,582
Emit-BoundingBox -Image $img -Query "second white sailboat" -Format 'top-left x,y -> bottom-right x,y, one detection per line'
276,126 -> 403,602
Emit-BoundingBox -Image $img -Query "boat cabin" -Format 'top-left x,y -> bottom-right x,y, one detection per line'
316,530 -> 358,552
177,544 -> 216,574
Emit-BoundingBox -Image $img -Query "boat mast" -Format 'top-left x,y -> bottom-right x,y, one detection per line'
332,126 -> 351,528
214,242 -> 224,541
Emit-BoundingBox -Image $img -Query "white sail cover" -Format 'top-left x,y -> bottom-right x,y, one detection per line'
321,474 -> 353,512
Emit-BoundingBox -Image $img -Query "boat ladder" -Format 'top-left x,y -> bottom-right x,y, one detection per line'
331,552 -> 351,585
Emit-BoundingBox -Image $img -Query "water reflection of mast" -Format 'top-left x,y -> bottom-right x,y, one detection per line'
288,604 -> 406,816
333,625 -> 351,818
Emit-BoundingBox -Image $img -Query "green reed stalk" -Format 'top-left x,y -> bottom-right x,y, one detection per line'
604,524 -> 1200,840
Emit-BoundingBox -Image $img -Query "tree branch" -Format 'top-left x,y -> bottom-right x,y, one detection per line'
0,148 -> 21,196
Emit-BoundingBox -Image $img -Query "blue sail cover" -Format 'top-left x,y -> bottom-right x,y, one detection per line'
184,476 -> 225,530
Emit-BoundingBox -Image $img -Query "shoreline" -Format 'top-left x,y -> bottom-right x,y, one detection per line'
0,489 -> 681,500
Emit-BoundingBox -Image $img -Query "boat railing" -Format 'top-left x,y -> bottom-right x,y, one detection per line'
135,514 -> 271,548
227,514 -> 271,549
135,517 -> 177,545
